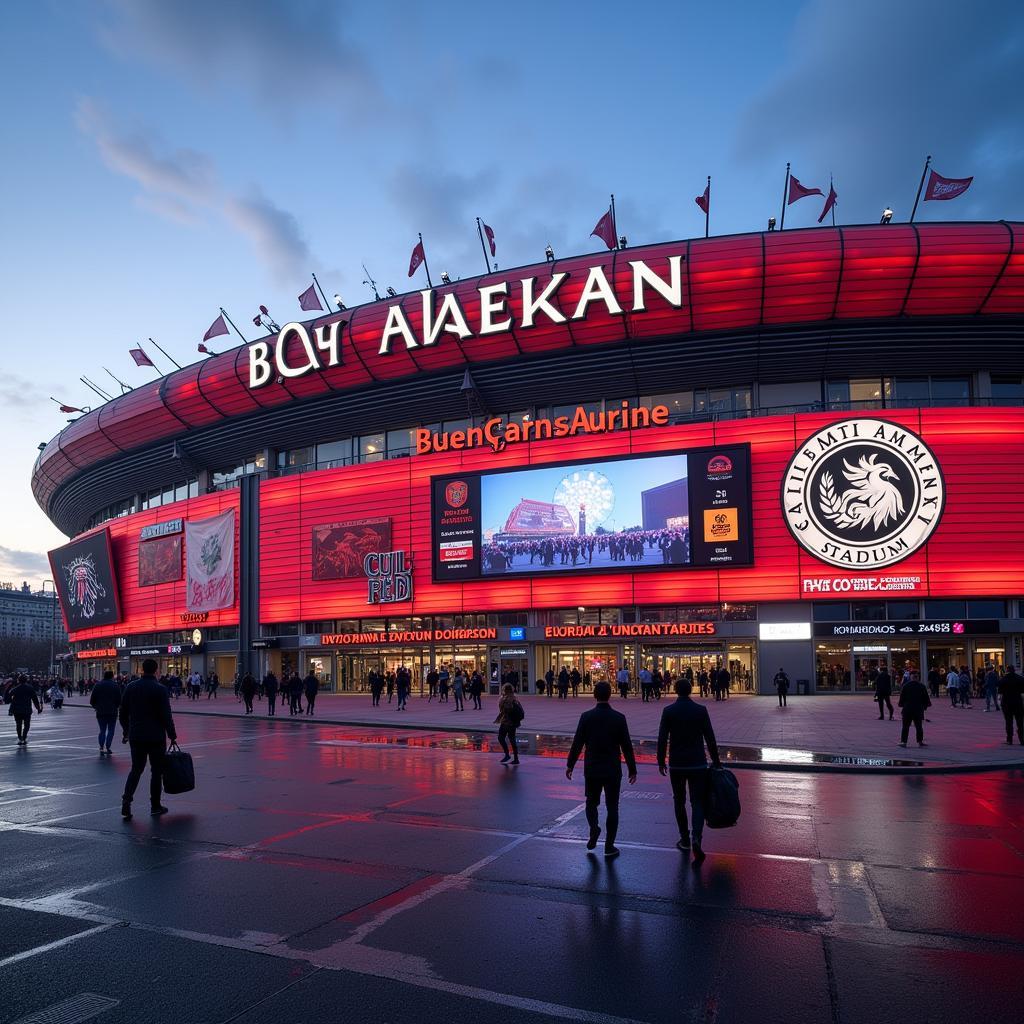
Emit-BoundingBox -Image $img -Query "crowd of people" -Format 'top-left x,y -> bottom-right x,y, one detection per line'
483,527 -> 690,573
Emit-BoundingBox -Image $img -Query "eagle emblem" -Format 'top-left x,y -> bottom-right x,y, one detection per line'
818,453 -> 905,532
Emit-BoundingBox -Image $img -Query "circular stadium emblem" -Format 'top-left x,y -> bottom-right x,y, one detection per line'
445,480 -> 469,509
781,419 -> 945,569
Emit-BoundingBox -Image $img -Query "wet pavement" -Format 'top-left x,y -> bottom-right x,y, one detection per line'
1,707 -> 1022,1024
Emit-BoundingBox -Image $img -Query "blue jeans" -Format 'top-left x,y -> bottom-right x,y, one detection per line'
97,715 -> 117,749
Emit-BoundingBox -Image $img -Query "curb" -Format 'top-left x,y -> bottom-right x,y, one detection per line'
60,702 -> 1024,776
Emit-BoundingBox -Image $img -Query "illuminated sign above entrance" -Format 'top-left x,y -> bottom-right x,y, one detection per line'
544,622 -> 716,639
320,628 -> 497,645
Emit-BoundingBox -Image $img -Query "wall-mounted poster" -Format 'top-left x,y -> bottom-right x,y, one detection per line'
185,509 -> 236,612
138,534 -> 183,587
312,518 -> 392,579
48,529 -> 122,631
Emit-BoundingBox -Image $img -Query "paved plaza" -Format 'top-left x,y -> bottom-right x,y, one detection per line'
1,707 -> 1022,1024
64,690 -> 1024,768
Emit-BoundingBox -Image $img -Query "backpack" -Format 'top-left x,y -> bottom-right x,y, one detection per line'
704,768 -> 741,829
511,700 -> 525,726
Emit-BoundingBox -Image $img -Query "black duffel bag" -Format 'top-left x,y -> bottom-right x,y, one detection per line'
704,767 -> 740,829
161,742 -> 195,795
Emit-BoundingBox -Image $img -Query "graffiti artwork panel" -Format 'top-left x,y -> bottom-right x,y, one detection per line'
138,534 -> 183,587
312,518 -> 392,580
48,529 -> 121,631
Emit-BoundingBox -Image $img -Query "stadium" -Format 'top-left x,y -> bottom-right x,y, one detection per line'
35,221 -> 1024,696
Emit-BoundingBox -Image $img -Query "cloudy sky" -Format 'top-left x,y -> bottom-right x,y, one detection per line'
1,0 -> 1022,588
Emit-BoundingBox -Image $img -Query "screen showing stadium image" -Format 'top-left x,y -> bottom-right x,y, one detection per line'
480,454 -> 690,575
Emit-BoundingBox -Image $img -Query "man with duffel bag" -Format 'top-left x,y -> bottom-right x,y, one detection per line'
119,658 -> 178,821
657,677 -> 722,865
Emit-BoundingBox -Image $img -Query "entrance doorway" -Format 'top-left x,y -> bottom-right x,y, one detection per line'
641,644 -> 757,694
544,648 -> 619,690
497,655 -> 529,693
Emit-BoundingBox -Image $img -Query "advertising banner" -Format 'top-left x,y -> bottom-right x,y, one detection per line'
138,534 -> 183,587
48,529 -> 121,631
431,476 -> 482,581
185,509 -> 235,612
312,518 -> 392,580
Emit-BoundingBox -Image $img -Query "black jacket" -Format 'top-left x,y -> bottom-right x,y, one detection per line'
999,670 -> 1024,711
241,675 -> 257,696
874,671 -> 892,698
303,675 -> 318,698
657,697 -> 720,770
898,679 -> 931,715
567,703 -> 637,780
9,682 -> 42,716
118,675 -> 176,744
89,679 -> 121,718
263,673 -> 279,696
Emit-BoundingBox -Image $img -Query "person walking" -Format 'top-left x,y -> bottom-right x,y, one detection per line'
773,668 -> 790,709
395,665 -> 410,711
495,684 -> 524,764
426,666 -> 439,702
288,673 -> 303,715
957,666 -> 973,708
370,670 -> 384,707
240,673 -> 257,714
545,666 -> 555,698
469,671 -> 484,710
119,658 -> 178,820
897,670 -> 931,747
565,680 -> 638,859
657,677 -> 721,864
303,671 -> 319,716
264,670 -> 279,716
874,666 -> 894,720
570,667 -> 581,698
452,669 -> 465,711
90,669 -> 122,754
998,665 -> 1024,744
926,666 -> 941,700
639,665 -> 653,702
983,664 -> 1000,712
945,666 -> 960,707
385,673 -> 395,704
208,672 -> 220,699
9,674 -> 42,746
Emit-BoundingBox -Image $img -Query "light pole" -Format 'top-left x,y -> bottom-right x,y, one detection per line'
41,580 -> 56,679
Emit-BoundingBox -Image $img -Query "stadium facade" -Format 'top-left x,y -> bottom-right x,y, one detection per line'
35,222 -> 1024,694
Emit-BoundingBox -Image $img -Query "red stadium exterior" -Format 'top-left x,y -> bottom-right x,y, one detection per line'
38,222 -> 1024,694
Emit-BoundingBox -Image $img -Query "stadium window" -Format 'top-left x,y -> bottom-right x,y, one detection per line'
649,392 -> 693,424
887,600 -> 920,620
929,378 -> 970,405
991,376 -> 1024,404
966,600 -> 1006,618
892,379 -> 929,408
360,434 -> 385,462
187,479 -> 199,498
316,439 -> 352,469
851,602 -> 886,621
923,600 -> 967,619
813,602 -> 850,622
722,603 -> 756,621
825,380 -> 850,409
387,428 -> 416,458
174,482 -> 187,501
848,378 -> 891,409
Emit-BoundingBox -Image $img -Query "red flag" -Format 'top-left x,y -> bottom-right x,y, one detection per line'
298,283 -> 322,311
924,169 -> 973,202
58,403 -> 83,414
129,346 -> 154,367
482,222 -> 496,257
204,314 -> 229,341
591,206 -> 616,250
695,184 -> 710,214
787,176 -> 824,205
817,183 -> 838,223
408,240 -> 426,277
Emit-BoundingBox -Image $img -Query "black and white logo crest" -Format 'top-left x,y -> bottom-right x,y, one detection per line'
781,419 -> 945,569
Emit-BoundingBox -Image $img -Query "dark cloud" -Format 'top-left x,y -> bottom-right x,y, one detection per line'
77,99 -> 313,283
97,0 -> 379,110
0,546 -> 51,581
737,0 -> 1024,222
0,374 -> 46,410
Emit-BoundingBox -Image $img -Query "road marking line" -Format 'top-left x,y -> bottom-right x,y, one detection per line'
0,923 -> 115,969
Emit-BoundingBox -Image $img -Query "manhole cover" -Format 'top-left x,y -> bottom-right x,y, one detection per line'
12,993 -> 119,1024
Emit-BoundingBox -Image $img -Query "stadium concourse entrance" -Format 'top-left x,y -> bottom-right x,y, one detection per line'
639,643 -> 757,694
317,647 -> 490,693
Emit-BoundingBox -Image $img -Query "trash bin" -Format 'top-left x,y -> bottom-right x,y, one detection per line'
796,679 -> 809,695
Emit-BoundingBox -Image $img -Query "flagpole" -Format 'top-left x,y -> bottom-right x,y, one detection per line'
909,155 -> 932,223
80,377 -> 113,402
418,233 -> 433,289
311,273 -> 331,311
219,307 -> 248,343
610,193 -> 618,246
148,337 -> 182,369
780,162 -> 791,230
475,218 -> 491,274
830,176 -> 836,226
705,176 -> 711,238
103,367 -> 132,393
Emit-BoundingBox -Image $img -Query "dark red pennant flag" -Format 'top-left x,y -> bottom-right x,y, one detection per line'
591,206 -> 616,250
817,184 -> 838,223
924,169 -> 973,202
197,343 -> 212,355
695,184 -> 710,214
408,240 -> 426,277
298,283 -> 322,311
483,222 -> 496,257
129,346 -> 154,367
58,403 -> 83,414
203,314 -> 229,341
787,175 -> 824,205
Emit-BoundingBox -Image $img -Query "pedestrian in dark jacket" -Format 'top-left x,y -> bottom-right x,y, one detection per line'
773,669 -> 790,709
9,675 -> 42,745
263,672 -> 279,715
303,673 -> 319,715
494,684 -> 523,763
240,673 -> 257,714
874,668 -> 894,720
288,673 -> 303,715
90,669 -> 122,754
657,677 -> 721,863
395,666 -> 410,710
998,667 -> 1024,744
898,671 -> 931,747
469,671 -> 484,710
566,681 -> 638,859
118,659 -> 177,819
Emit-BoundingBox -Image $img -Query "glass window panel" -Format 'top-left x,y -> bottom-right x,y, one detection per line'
826,380 -> 850,408
930,378 -> 970,404
851,602 -> 886,621
650,392 -> 693,423
722,603 -> 756,621
316,439 -> 352,468
360,434 -> 385,461
850,379 -> 885,407
991,377 -> 1024,399
887,600 -> 920,620
188,479 -> 199,497
387,428 -> 415,457
174,483 -> 187,501
813,602 -> 850,622
923,600 -> 967,619
966,600 -> 1006,618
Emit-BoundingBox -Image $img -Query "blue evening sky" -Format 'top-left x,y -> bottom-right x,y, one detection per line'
2,0 -> 1022,585
482,454 -> 688,535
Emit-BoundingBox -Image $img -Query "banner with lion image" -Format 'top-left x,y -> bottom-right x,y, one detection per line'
185,509 -> 235,611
